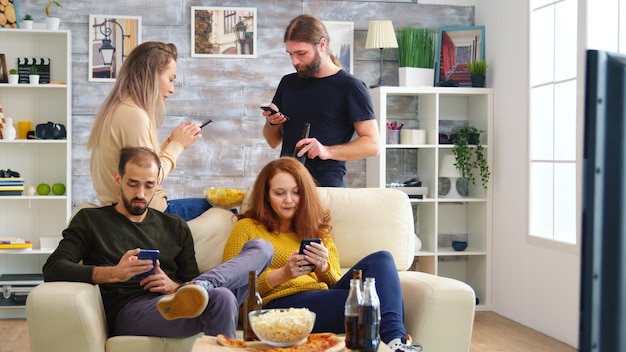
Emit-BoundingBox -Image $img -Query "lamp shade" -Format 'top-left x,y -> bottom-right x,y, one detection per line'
440,154 -> 462,178
365,20 -> 398,49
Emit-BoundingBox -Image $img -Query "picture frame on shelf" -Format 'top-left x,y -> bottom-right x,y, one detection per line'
435,26 -> 485,87
88,15 -> 142,82
0,54 -> 7,83
191,7 -> 257,58
323,21 -> 354,74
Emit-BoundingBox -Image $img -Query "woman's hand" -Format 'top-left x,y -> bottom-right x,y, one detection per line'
140,260 -> 179,294
301,242 -> 329,274
168,121 -> 202,149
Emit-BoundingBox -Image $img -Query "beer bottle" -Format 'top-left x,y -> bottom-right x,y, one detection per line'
352,269 -> 363,289
243,270 -> 263,341
358,277 -> 381,352
344,277 -> 363,350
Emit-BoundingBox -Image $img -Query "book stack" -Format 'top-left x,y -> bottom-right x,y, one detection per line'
0,237 -> 32,249
0,177 -> 25,196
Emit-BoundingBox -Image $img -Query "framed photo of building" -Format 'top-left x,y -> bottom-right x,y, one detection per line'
88,15 -> 142,82
435,26 -> 485,87
191,7 -> 257,58
323,21 -> 354,74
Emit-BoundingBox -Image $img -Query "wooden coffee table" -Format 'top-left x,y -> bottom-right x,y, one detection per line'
192,335 -> 392,352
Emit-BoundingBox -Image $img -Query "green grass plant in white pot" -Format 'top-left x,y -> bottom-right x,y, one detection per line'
397,27 -> 436,87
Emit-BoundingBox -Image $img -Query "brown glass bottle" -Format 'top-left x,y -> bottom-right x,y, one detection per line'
243,270 -> 263,341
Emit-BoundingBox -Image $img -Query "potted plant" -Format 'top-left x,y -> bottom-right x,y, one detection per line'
22,14 -> 34,29
397,26 -> 436,87
44,0 -> 62,30
8,68 -> 19,84
451,126 -> 490,190
28,65 -> 40,85
468,60 -> 488,87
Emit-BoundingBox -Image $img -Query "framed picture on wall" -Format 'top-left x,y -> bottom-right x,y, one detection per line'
0,0 -> 18,28
88,15 -> 142,82
191,7 -> 257,58
0,54 -> 7,83
435,26 -> 485,87
323,21 -> 354,74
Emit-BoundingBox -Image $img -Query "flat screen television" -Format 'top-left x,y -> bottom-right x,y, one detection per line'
580,49 -> 626,351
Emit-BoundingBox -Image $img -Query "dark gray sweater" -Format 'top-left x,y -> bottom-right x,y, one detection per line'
43,205 -> 200,333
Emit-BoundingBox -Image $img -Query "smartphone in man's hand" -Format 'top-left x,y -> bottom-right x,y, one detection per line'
133,249 -> 159,279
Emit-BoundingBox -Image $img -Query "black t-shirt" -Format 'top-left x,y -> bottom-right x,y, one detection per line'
272,70 -> 376,182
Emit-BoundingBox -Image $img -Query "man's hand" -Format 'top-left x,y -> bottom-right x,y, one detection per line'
295,138 -> 329,160
92,248 -> 154,284
140,260 -> 179,294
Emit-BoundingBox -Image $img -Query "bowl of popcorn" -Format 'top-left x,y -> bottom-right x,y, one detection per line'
248,308 -> 316,347
204,187 -> 248,209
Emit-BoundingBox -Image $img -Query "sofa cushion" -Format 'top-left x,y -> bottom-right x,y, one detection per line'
187,207 -> 238,273
316,188 -> 415,270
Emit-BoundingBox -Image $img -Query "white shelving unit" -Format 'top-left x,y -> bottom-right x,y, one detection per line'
366,86 -> 493,310
0,29 -> 72,318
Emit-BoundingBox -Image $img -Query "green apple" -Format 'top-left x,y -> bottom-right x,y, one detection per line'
37,183 -> 51,195
52,183 -> 66,195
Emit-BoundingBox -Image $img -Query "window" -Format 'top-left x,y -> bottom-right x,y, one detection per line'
528,0 -> 578,244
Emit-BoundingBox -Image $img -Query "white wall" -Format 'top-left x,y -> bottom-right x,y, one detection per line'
478,0 -> 580,347
423,0 -> 581,347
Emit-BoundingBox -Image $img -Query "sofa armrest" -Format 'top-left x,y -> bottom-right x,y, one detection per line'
27,282 -> 108,352
399,271 -> 476,352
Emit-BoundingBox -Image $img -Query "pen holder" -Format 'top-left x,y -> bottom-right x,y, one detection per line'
386,129 -> 400,144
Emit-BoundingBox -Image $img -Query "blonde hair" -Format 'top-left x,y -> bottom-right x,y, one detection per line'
87,41 -> 178,151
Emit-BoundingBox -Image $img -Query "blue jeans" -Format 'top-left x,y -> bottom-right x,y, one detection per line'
265,251 -> 406,344
164,198 -> 212,221
113,239 -> 274,338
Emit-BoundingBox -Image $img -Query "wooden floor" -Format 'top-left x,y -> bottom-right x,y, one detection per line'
0,311 -> 576,352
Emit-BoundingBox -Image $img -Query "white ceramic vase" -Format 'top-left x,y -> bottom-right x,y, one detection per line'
399,67 -> 435,87
45,17 -> 60,30
2,117 -> 17,140
22,20 -> 34,29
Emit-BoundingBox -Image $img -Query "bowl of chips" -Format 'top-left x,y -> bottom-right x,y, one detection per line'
204,187 -> 248,209
248,308 -> 316,347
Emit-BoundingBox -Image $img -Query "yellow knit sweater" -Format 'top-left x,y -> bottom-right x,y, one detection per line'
223,218 -> 342,304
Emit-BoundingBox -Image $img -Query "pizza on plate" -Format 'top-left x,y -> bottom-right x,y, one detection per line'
261,333 -> 344,352
216,334 -> 247,348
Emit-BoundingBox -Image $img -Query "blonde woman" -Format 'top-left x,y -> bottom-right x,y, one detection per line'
87,41 -> 209,220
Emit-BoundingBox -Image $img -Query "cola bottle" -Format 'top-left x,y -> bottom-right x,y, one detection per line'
358,277 -> 381,352
243,270 -> 262,341
344,272 -> 363,350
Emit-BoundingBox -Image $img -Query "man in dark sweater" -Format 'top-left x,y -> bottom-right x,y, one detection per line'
43,147 -> 273,338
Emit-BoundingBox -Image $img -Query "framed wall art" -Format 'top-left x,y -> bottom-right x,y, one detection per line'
435,26 -> 485,87
0,0 -> 18,28
88,15 -> 142,82
323,21 -> 354,74
0,54 -> 7,83
191,7 -> 257,58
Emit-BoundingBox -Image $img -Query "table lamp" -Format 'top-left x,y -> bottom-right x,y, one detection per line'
440,154 -> 463,198
365,20 -> 398,88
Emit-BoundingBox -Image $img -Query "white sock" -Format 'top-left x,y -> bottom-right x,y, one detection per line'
387,338 -> 403,348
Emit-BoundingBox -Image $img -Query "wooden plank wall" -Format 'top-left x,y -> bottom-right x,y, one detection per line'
15,0 -> 473,209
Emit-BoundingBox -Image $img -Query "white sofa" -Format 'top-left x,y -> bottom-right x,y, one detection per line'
26,187 -> 476,352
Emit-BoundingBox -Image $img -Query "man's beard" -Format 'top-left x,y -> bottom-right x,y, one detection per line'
121,193 -> 150,216
295,50 -> 322,78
